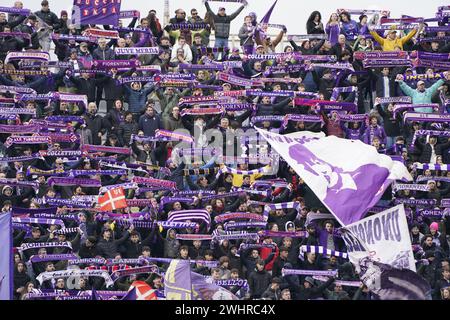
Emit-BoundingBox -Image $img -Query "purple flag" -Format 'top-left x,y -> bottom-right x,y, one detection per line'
257,129 -> 412,226
191,272 -> 238,300
164,260 -> 193,300
260,0 -> 278,24
72,0 -> 122,26
0,211 -> 12,300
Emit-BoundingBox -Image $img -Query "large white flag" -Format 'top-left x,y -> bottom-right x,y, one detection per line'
342,204 -> 416,272
257,129 -> 412,225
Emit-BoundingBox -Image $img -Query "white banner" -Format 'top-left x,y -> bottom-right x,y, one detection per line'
343,204 -> 416,272
115,47 -> 159,55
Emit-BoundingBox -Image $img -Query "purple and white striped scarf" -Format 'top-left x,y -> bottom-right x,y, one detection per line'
394,104 -> 440,116
92,59 -> 141,69
282,114 -> 323,128
169,23 -> 210,30
224,221 -> 267,230
217,72 -> 264,87
19,241 -> 72,252
417,36 -> 450,43
37,197 -> 93,208
0,124 -> 41,134
47,177 -> 101,187
441,199 -> 450,208
416,209 -> 445,218
313,276 -> 361,287
394,198 -> 437,206
81,144 -> 131,155
110,265 -> 160,282
354,51 -> 408,60
0,85 -> 36,94
216,165 -> 269,178
141,257 -> 219,268
133,176 -> 177,190
115,47 -> 159,55
51,33 -> 97,43
176,234 -> 214,241
13,217 -> 65,228
0,178 -> 39,189
155,129 -> 192,143
374,96 -> 412,105
411,130 -> 450,146
262,230 -> 307,238
212,230 -> 260,241
69,169 -> 126,177
310,62 -> 354,72
392,183 -> 430,192
53,228 -> 79,235
67,258 -> 107,266
29,254 -> 78,263
214,212 -> 267,223
299,245 -> 348,260
179,63 -> 225,71
287,34 -> 329,41
167,209 -> 211,226
36,270 -> 114,288
363,59 -> 412,68
403,112 -> 450,124
5,51 -> 49,64
416,176 -> 450,183
0,107 -> 36,116
413,163 -> 450,171
282,268 -> 338,277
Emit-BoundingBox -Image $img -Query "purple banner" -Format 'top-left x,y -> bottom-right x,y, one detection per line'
72,0 -> 122,26
0,212 -> 12,300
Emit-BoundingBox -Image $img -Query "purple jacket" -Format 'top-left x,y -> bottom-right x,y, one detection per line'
363,125 -> 387,146
326,23 -> 340,46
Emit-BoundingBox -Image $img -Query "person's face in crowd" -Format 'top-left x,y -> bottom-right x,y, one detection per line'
145,106 -> 154,117
103,230 -> 112,240
17,262 -> 24,273
424,169 -> 432,176
340,14 -> 348,22
256,263 -> 264,271
88,103 -> 97,114
141,19 -> 149,28
176,10 -> 186,20
381,67 -> 390,77
220,118 -> 229,129
31,228 -> 41,239
0,13 -> 6,23
285,46 -> 293,53
244,16 -> 252,25
372,137 -> 380,148
161,38 -> 170,46
125,113 -> 133,123
411,226 -> 419,235
256,46 -> 265,54
218,8 -> 226,17
98,38 -> 107,49
153,277 -> 162,287
205,205 -> 213,214
370,117 -> 378,126
242,176 -> 251,185
307,252 -> 316,263
142,249 -> 151,257
56,279 -> 65,289
325,222 -> 333,233
429,136 -> 437,145
271,223 -> 279,231
14,254 -> 21,264
334,284 -> 343,292
436,156 -> 443,165
302,40 -> 311,50
361,16 -> 368,24
131,234 -> 139,243
417,81 -> 426,92
443,289 -> 450,299
198,177 -> 207,187
338,35 -> 346,46
115,100 -> 123,110
46,263 -> 55,272
283,237 -> 292,248
251,250 -> 259,259
173,202 -> 182,211
172,107 -> 180,118
205,253 -> 213,261
254,62 -> 262,71
443,269 -> 450,280
117,38 -> 126,47
330,256 -> 337,265
314,14 -> 320,22
388,31 -> 397,41
193,240 -> 201,249
304,280 -> 312,288
281,290 -> 291,300
27,283 -> 34,292
191,9 -> 199,18
178,38 -> 186,47
330,13 -> 339,22
79,278 -> 86,289
41,2 -> 50,12
280,250 -> 289,259
425,237 -> 433,247
165,87 -> 175,96
262,96 -> 271,104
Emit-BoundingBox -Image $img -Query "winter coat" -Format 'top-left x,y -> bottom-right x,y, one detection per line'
205,2 -> 244,39
248,269 -> 272,298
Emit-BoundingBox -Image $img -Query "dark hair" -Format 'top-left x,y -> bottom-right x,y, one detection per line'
142,246 -> 151,252
180,245 -> 189,251
340,12 -> 351,22
307,11 -> 322,24
204,249 -> 213,256
256,259 -> 265,266
359,14 -> 368,22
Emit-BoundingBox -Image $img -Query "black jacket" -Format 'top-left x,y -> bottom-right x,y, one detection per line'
414,138 -> 450,163
248,269 -> 272,298
96,231 -> 130,259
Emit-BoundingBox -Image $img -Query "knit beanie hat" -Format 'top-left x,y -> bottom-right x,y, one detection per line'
430,222 -> 439,232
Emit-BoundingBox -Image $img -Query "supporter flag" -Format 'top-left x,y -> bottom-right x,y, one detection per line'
72,0 -> 122,26
257,129 -> 412,225
260,0 -> 279,24
340,228 -> 432,300
98,187 -> 127,212
164,260 -> 193,300
343,205 -> 416,272
125,281 -> 158,300
191,272 -> 238,300
0,211 -> 12,300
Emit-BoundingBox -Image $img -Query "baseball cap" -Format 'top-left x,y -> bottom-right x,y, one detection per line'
219,7 -> 226,11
